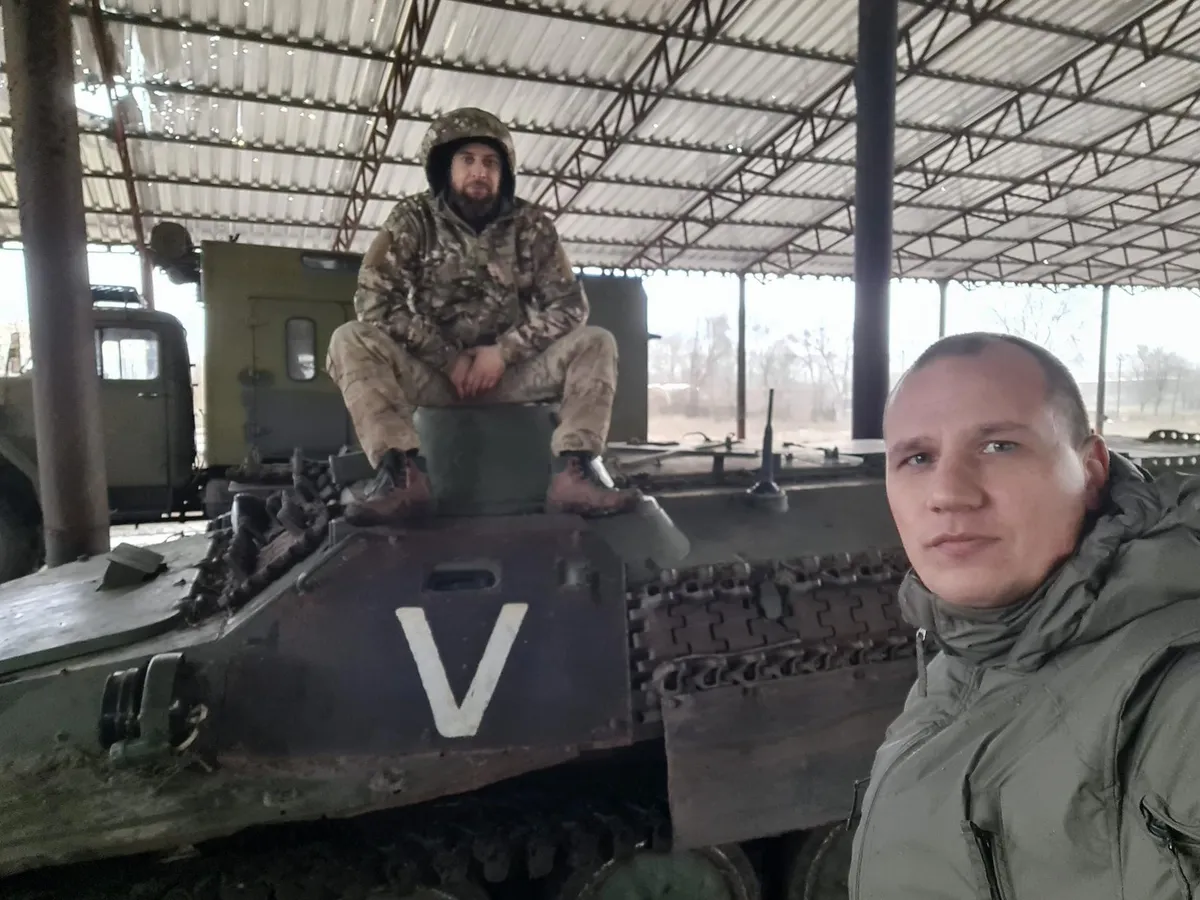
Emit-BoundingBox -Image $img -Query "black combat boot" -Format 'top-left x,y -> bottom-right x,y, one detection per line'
343,448 -> 434,525
545,452 -> 641,517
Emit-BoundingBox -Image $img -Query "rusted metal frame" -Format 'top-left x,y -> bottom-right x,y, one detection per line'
62,117 -> 1200,280
620,0 -> 1013,269
65,166 -> 1187,245
83,0 -> 1200,74
745,196 -> 1200,281
330,0 -> 439,252
77,4 -> 1200,130
903,0 -> 1194,196
83,0 -> 154,306
999,189 -> 1200,285
87,70 -> 1200,136
741,248 -> 1199,288
81,120 -> 1196,211
748,0 -> 1197,278
899,54 -> 1200,282
108,78 -> 1200,179
450,0 -> 854,65
529,0 -> 753,216
38,222 -> 1200,286
982,91 -> 1200,281
907,0 -> 1200,66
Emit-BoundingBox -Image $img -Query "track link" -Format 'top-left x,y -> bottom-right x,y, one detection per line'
3,779 -> 676,900
626,549 -> 915,724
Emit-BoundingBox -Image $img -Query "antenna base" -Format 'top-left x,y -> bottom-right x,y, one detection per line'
745,480 -> 789,513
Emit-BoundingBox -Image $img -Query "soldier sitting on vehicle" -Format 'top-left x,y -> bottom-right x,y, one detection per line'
325,107 -> 641,526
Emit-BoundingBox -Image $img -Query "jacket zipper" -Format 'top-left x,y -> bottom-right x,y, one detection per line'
967,823 -> 1008,900
848,665 -> 985,899
1141,798 -> 1200,900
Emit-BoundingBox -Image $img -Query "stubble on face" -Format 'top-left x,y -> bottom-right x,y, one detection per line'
883,342 -> 1108,609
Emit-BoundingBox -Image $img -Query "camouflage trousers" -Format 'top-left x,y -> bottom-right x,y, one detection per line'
326,321 -> 619,467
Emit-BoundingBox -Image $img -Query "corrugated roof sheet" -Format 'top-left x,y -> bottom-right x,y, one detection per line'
0,0 -> 1196,286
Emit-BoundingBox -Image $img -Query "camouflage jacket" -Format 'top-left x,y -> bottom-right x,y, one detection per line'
354,193 -> 587,372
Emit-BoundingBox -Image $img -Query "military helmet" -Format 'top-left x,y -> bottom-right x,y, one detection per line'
421,107 -> 517,200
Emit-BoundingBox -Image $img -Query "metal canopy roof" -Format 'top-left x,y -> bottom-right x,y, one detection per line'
3,0 -> 1200,287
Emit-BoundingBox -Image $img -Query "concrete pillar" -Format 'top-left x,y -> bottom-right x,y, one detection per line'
2,0 -> 110,564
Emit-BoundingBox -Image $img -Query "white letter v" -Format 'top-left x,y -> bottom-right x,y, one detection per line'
395,603 -> 528,738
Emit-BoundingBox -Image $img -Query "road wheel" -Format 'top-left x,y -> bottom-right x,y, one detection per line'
553,843 -> 760,900
781,823 -> 853,900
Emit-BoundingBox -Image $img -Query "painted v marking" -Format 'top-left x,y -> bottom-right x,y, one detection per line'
395,603 -> 528,738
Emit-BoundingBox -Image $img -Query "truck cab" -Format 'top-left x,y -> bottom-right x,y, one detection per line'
0,286 -> 198,579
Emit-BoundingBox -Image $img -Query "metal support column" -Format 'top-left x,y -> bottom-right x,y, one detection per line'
938,279 -> 948,338
851,0 -> 898,440
1095,284 -> 1110,435
141,251 -> 156,309
3,0 -> 110,565
736,273 -> 746,440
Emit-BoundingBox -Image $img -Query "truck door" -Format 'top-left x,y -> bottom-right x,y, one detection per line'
96,324 -> 172,515
246,297 -> 352,460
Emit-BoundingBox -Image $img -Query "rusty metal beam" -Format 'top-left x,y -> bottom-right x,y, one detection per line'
330,0 -> 440,252
51,169 -> 1200,266
77,4 -> 1200,92
751,0 -> 1200,281
1,0 -> 110,566
83,0 -> 153,307
620,0 -> 1015,271
20,196 -> 1200,273
528,0 -> 752,215
69,3 -> 1200,164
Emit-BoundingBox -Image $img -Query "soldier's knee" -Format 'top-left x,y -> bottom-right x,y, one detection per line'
575,324 -> 617,359
327,320 -> 391,367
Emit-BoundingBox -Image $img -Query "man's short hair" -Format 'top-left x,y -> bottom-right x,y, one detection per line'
895,332 -> 1092,446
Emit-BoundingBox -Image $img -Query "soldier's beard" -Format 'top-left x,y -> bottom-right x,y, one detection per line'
449,184 -> 499,227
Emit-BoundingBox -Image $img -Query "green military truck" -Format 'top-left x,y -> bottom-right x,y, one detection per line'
0,225 -> 650,584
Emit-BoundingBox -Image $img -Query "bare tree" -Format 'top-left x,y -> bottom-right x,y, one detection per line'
683,314 -> 734,416
798,327 -> 850,422
988,287 -> 1086,371
1129,344 -> 1191,415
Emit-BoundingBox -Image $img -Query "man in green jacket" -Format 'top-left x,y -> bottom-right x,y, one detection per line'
851,331 -> 1200,899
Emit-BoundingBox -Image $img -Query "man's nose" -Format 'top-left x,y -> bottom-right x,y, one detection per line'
927,455 -> 985,512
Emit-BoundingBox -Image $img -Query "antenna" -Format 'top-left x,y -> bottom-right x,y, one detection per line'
746,388 -> 788,513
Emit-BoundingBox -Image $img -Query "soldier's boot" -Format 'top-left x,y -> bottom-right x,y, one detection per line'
545,453 -> 641,517
343,448 -> 434,525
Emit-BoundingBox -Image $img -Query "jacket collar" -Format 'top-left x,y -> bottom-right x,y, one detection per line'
899,454 -> 1200,673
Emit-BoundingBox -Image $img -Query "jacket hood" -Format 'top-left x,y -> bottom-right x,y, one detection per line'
420,107 -> 517,201
900,453 -> 1200,673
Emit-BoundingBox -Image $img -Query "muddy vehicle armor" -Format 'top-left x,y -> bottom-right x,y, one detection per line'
0,397 -> 931,900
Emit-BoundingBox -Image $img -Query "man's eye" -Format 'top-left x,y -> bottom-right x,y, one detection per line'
983,440 -> 1017,453
901,453 -> 930,467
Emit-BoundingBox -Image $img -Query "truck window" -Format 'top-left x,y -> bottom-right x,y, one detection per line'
95,327 -> 160,381
285,317 -> 317,381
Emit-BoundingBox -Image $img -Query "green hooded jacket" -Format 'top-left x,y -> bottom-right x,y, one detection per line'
850,455 -> 1200,899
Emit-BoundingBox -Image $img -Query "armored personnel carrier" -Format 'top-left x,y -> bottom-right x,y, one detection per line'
0,393 -> 924,900
6,358 -> 1200,900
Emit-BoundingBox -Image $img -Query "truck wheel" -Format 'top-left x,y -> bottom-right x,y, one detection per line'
0,494 -> 40,583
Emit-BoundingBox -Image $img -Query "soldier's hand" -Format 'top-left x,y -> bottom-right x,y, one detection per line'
464,345 -> 506,397
448,352 -> 474,399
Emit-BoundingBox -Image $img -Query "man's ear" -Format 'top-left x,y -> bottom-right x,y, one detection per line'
1081,434 -> 1111,511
